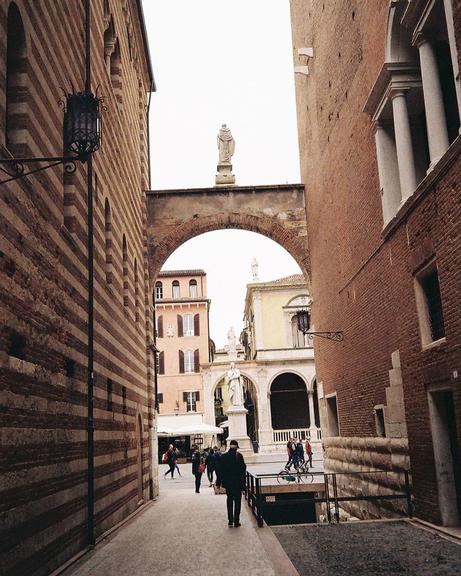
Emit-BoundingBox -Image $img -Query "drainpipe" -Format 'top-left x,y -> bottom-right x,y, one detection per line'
84,0 -> 95,547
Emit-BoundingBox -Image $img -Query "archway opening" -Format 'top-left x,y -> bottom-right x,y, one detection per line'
270,373 -> 309,430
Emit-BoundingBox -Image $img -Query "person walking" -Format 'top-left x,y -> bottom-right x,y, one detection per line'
220,440 -> 246,527
205,447 -> 215,486
174,448 -> 182,477
192,447 -> 204,493
163,444 -> 176,479
305,439 -> 313,468
285,437 -> 296,470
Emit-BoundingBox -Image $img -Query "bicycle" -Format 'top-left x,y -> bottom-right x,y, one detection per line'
277,459 -> 314,484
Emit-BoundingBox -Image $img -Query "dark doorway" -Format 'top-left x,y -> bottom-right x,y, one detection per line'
428,389 -> 461,525
270,373 -> 309,429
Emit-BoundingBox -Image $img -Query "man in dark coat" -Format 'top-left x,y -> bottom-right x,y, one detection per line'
220,440 -> 246,527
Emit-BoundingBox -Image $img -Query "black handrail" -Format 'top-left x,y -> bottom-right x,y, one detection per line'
245,469 -> 412,527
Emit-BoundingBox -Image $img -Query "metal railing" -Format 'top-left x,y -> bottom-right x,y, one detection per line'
245,469 -> 412,527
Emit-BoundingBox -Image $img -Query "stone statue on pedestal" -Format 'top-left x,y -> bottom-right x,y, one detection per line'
227,362 -> 244,406
217,124 -> 235,164
215,124 -> 236,185
227,326 -> 237,353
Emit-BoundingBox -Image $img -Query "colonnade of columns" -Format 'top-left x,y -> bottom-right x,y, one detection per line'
374,33 -> 455,225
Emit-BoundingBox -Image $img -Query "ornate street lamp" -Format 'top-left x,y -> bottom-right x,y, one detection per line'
0,90 -> 103,184
296,309 -> 344,342
63,91 -> 102,157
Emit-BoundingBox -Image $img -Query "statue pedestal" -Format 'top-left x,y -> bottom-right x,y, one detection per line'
226,405 -> 252,453
215,163 -> 235,186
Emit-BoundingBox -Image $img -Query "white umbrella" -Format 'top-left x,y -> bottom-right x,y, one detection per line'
173,422 -> 224,435
219,420 -> 229,429
157,425 -> 175,436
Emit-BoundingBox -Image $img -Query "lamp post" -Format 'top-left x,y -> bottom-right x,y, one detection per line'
296,309 -> 344,342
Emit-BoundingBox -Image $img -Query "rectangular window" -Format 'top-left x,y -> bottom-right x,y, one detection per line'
184,350 -> 194,373
172,281 -> 180,299
415,261 -> 445,346
326,394 -> 340,436
185,391 -> 198,412
183,314 -> 194,336
374,405 -> 386,437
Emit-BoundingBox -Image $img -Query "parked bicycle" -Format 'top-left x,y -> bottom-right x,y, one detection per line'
277,459 -> 314,484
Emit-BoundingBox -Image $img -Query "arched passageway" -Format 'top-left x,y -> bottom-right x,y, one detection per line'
146,183 -> 310,285
270,373 -> 309,430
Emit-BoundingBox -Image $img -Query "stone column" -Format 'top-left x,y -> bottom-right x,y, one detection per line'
308,391 -> 316,429
391,91 -> 417,201
417,35 -> 449,167
373,121 -> 402,224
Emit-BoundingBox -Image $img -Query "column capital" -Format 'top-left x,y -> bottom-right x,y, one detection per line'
413,31 -> 429,49
389,89 -> 409,101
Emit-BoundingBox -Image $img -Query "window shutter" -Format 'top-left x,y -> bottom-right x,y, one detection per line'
159,351 -> 165,375
183,392 -> 187,402
179,350 -> 184,373
158,315 -> 164,338
196,391 -> 200,402
194,313 -> 200,336
177,314 -> 183,337
194,349 -> 200,373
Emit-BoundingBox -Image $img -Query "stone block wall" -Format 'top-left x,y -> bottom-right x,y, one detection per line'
324,436 -> 411,519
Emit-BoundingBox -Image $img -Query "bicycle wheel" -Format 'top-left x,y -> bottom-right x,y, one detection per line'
277,470 -> 296,484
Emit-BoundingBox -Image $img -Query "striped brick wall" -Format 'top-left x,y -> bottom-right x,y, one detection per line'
0,1 -> 154,575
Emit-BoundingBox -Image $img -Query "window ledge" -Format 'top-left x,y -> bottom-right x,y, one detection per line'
422,337 -> 446,351
382,134 -> 461,241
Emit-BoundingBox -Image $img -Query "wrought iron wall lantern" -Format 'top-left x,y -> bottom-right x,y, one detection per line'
296,309 -> 344,342
0,91 -> 103,185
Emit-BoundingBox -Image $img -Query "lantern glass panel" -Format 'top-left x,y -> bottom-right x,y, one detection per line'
297,310 -> 310,334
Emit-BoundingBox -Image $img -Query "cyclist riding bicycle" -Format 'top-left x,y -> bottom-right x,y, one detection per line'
286,439 -> 306,470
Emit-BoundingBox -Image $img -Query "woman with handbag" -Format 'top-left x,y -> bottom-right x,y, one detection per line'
192,447 -> 205,493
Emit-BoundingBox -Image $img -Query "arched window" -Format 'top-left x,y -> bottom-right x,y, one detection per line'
172,280 -> 180,299
291,315 -> 306,348
103,15 -> 122,103
183,314 -> 194,336
134,258 -> 139,322
155,281 -> 163,300
104,199 -> 113,283
184,349 -> 194,373
189,279 -> 198,298
122,235 -> 128,306
6,3 -> 28,152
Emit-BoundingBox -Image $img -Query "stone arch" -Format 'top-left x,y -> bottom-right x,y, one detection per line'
385,1 -> 417,63
148,212 -> 310,287
211,369 -> 258,401
147,184 -> 309,287
269,368 -> 310,392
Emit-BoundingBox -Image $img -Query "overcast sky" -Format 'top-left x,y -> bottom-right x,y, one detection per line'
143,0 -> 302,347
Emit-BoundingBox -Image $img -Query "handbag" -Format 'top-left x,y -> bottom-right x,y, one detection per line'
198,460 -> 206,473
162,452 -> 168,463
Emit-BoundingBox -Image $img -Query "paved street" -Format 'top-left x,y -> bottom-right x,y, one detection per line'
272,521 -> 461,576
62,465 -> 298,576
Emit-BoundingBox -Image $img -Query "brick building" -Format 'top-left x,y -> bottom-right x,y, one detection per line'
290,0 -> 461,525
0,1 -> 155,574
154,269 -> 211,443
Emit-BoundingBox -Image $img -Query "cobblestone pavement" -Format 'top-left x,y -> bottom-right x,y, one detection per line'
272,520 -> 461,576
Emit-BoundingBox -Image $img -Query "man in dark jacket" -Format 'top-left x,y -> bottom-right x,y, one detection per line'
220,440 -> 246,527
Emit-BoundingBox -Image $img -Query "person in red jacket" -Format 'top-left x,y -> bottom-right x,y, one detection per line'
305,439 -> 313,468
